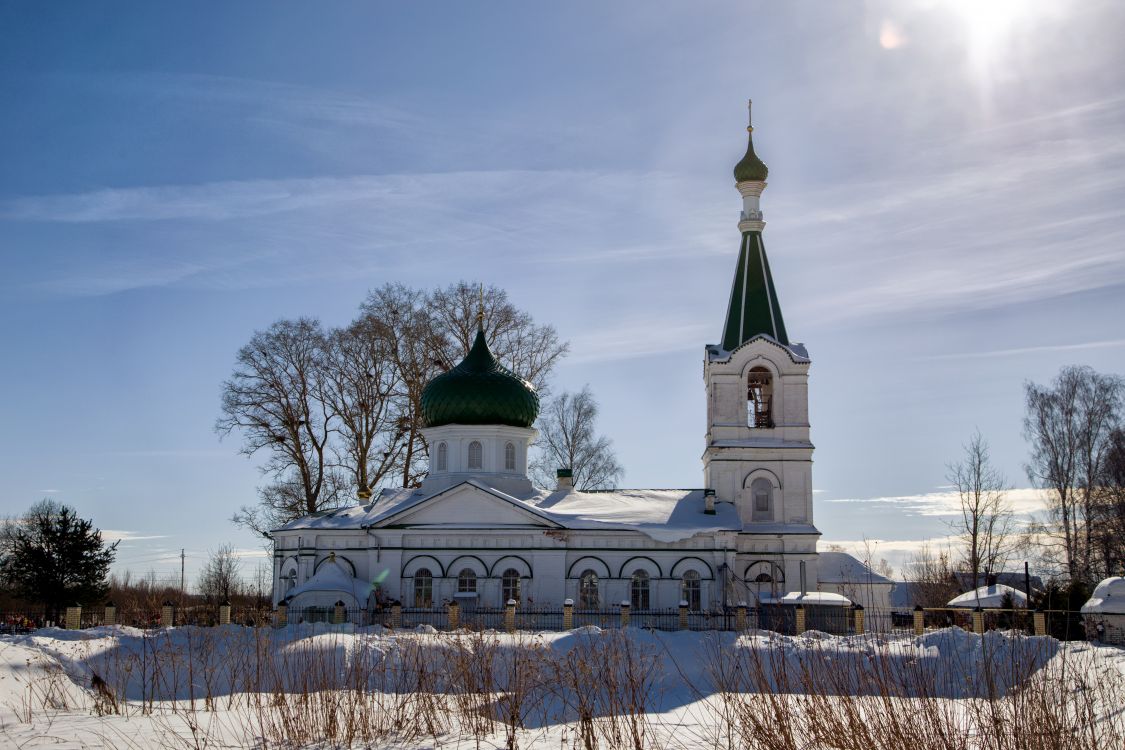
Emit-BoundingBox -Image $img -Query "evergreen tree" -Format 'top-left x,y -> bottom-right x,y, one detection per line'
0,501 -> 118,620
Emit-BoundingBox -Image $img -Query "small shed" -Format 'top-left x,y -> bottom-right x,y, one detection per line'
284,554 -> 372,623
947,584 -> 1028,609
1080,577 -> 1125,645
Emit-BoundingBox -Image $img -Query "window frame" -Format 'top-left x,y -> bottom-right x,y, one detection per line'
501,568 -> 521,604
630,570 -> 651,610
457,567 -> 478,595
681,570 -> 702,611
413,569 -> 433,608
578,570 -> 600,609
468,441 -> 483,470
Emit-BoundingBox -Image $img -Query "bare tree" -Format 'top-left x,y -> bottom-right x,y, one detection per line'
946,430 -> 1015,589
903,541 -> 960,608
1024,366 -> 1123,583
223,283 -> 570,527
360,284 -> 444,488
429,282 -> 569,394
197,544 -> 243,604
320,318 -> 404,497
1092,428 -> 1125,578
218,319 -> 339,534
530,386 -> 624,491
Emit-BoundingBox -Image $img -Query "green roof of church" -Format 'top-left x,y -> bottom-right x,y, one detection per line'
733,101 -> 768,182
421,327 -> 540,428
720,230 -> 789,350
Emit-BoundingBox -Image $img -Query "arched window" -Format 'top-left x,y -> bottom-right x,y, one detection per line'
457,568 -> 478,594
751,478 -> 773,522
747,367 -> 773,428
502,568 -> 521,604
630,570 -> 651,610
436,442 -> 448,471
468,441 -> 483,470
504,442 -> 516,471
413,569 -> 433,607
579,570 -> 600,609
681,570 -> 702,611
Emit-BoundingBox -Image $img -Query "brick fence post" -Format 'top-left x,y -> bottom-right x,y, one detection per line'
913,605 -> 924,636
448,601 -> 460,630
795,605 -> 806,634
678,600 -> 689,630
65,604 -> 82,630
619,601 -> 630,628
972,607 -> 984,635
391,601 -> 402,629
854,604 -> 865,635
276,603 -> 287,627
563,599 -> 574,630
735,602 -> 748,632
333,600 -> 347,625
219,601 -> 232,626
1033,609 -> 1046,637
104,601 -> 116,627
506,599 -> 518,632
161,601 -> 175,628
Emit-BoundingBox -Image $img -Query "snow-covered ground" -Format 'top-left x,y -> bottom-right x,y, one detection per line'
1,624 -> 1122,749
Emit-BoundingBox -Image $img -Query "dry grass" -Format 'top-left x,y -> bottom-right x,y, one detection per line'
6,626 -> 1124,750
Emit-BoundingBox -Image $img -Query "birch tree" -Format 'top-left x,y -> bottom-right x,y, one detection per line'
530,386 -> 624,491
946,430 -> 1014,588
1024,365 -> 1123,583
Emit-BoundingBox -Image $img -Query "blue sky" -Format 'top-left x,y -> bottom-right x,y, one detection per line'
2,1 -> 1124,582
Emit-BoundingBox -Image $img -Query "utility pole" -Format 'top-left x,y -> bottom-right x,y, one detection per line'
181,549 -> 186,594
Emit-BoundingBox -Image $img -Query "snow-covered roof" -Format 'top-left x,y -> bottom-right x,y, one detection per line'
758,591 -> 852,607
530,488 -> 740,543
1081,577 -> 1125,615
285,556 -> 371,605
275,482 -> 743,544
947,584 -> 1028,609
816,551 -> 895,585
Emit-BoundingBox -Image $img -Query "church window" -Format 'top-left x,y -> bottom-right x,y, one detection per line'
413,569 -> 433,607
579,570 -> 600,609
468,441 -> 483,470
747,367 -> 774,428
502,568 -> 521,604
436,442 -> 448,471
681,571 -> 702,610
504,442 -> 516,471
751,478 -> 773,521
457,568 -> 478,594
630,570 -> 651,610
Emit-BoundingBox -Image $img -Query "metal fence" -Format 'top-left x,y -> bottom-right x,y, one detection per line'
5,602 -> 1096,641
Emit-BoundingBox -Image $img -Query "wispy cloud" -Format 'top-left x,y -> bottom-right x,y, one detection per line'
101,530 -> 169,542
825,487 -> 1050,518
916,338 -> 1125,362
781,95 -> 1125,324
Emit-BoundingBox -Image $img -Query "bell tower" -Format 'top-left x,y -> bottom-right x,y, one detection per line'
703,101 -> 820,597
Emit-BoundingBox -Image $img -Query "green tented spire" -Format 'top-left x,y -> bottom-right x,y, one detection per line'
721,102 -> 787,351
733,100 -> 769,183
720,231 -> 788,350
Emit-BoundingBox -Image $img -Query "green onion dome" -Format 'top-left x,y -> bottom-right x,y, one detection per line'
421,327 -> 540,428
733,128 -> 769,183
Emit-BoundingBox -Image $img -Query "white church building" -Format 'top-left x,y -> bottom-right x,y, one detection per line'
270,104 -> 876,620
